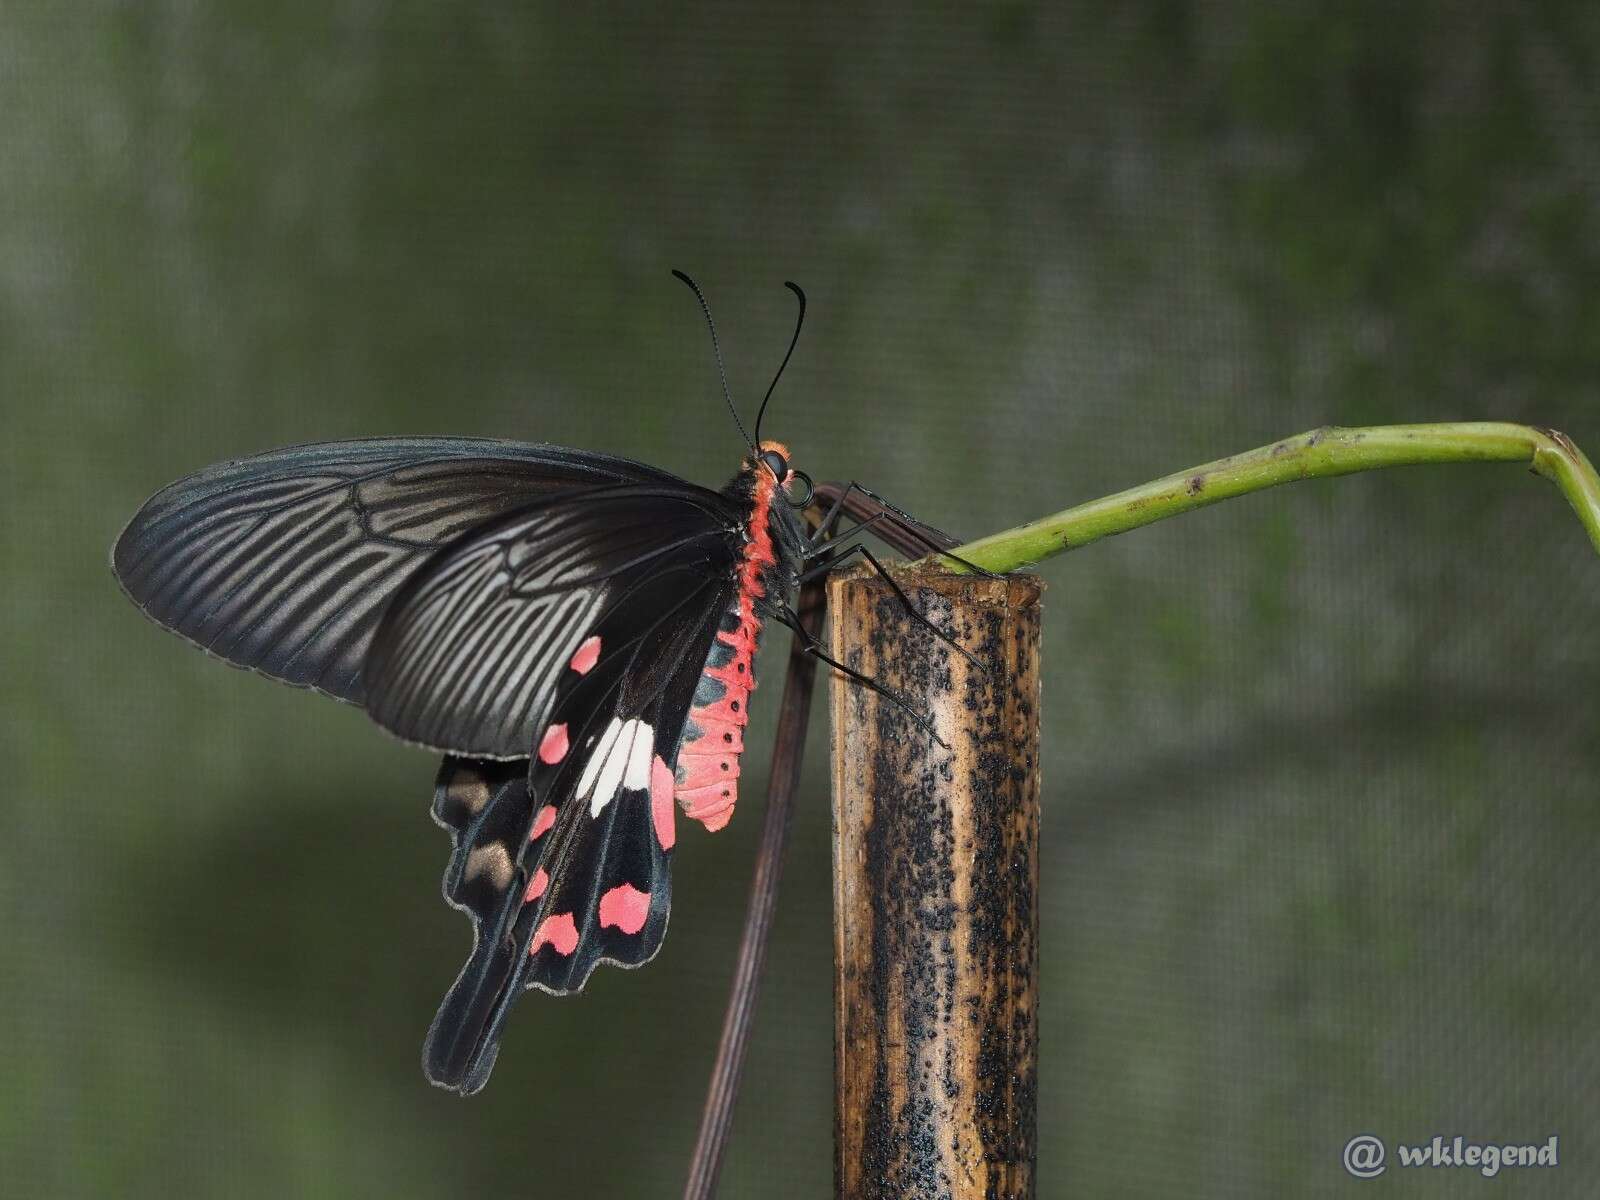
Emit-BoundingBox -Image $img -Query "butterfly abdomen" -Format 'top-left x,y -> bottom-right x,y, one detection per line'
676,601 -> 758,830
676,447 -> 789,830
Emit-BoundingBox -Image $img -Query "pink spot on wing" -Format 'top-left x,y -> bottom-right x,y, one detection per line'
529,912 -> 578,956
529,805 -> 557,841
569,635 -> 602,675
598,883 -> 652,935
650,755 -> 675,850
537,723 -> 569,764
523,867 -> 549,903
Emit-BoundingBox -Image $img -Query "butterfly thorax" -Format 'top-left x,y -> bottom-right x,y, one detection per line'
676,442 -> 805,831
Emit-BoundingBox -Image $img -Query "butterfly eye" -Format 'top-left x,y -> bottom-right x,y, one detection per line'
759,450 -> 788,480
782,468 -> 814,508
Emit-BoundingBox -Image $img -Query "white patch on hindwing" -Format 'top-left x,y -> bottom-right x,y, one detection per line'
576,717 -> 623,797
577,716 -> 657,818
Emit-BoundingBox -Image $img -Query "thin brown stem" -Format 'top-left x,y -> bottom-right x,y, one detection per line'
682,576 -> 825,1199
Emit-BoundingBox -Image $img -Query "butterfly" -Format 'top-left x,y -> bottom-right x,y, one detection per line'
111,274 -> 959,1094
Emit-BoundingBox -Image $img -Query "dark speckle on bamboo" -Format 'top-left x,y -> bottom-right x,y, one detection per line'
830,563 -> 1042,1200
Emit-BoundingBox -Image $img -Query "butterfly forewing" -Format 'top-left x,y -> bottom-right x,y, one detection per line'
363,486 -> 738,757
112,438 -> 686,702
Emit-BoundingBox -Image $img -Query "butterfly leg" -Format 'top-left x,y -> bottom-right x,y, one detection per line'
806,483 -> 854,547
806,480 -> 1000,578
801,509 -> 905,563
805,483 -> 921,553
775,603 -> 949,748
799,542 -> 989,675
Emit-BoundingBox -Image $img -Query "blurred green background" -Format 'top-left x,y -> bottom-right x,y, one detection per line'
5,4 -> 1599,1197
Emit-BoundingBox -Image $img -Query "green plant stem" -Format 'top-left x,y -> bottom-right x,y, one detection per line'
943,423 -> 1600,574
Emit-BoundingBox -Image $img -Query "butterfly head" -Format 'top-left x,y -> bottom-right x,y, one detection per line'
755,439 -> 813,508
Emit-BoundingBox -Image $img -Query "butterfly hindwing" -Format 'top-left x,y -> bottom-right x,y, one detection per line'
422,569 -> 734,1094
425,756 -> 535,1089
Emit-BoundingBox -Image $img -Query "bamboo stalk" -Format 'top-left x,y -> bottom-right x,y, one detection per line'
829,564 -> 1044,1200
684,498 -> 947,1199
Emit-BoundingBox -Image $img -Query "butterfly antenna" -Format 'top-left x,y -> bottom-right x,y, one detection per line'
673,269 -> 754,454
753,281 -> 806,449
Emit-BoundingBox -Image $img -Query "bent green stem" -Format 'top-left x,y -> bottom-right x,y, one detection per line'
943,422 -> 1600,574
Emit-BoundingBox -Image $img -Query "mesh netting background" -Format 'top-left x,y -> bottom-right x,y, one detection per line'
4,5 -> 1598,1197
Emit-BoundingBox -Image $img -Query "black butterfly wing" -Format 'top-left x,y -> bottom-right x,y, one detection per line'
362,483 -> 739,757
112,437 -> 686,703
423,565 -> 735,1094
117,439 -> 749,1095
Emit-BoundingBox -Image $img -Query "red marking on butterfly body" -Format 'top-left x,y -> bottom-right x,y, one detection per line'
672,442 -> 788,834
529,805 -> 557,840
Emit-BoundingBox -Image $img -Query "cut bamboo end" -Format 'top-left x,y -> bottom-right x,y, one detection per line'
828,564 -> 1044,1200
